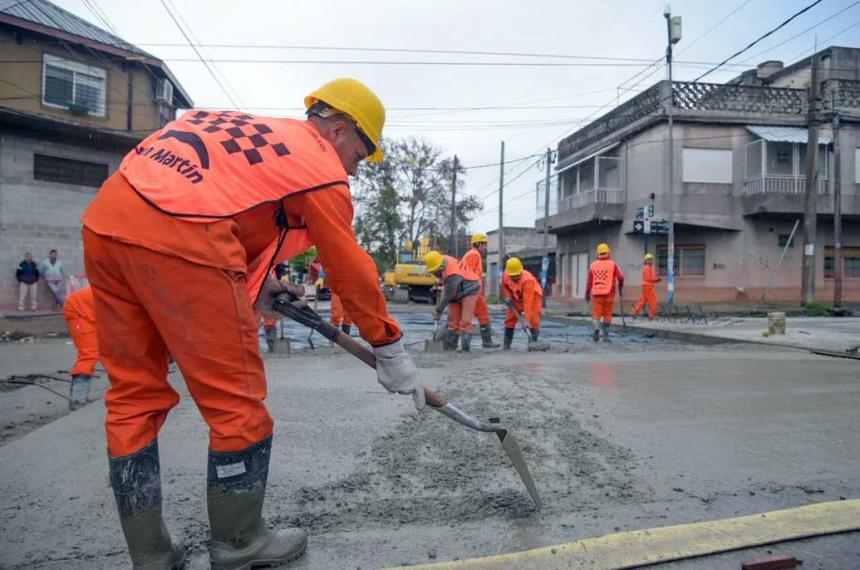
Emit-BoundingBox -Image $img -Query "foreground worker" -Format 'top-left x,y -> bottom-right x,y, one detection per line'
585,243 -> 624,342
460,233 -> 499,348
81,78 -> 424,569
62,286 -> 99,410
501,257 -> 543,349
330,292 -> 354,335
425,251 -> 481,351
631,253 -> 661,320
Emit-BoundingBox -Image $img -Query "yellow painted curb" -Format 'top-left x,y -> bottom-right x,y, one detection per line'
388,499 -> 860,570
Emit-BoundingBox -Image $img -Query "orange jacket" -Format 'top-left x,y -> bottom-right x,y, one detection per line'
502,269 -> 543,323
586,257 -> 624,296
460,247 -> 484,280
82,116 -> 401,346
641,264 -> 661,291
63,286 -> 95,324
441,255 -> 479,282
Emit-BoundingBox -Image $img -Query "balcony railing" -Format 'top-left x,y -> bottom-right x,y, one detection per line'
558,188 -> 625,212
743,175 -> 828,195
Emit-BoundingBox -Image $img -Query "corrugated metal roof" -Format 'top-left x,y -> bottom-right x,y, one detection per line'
747,125 -> 832,145
0,0 -> 153,58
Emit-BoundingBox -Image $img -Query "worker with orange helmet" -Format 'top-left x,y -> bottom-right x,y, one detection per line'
631,253 -> 661,320
460,232 -> 499,348
62,286 -> 99,410
501,257 -> 543,349
425,250 -> 481,351
585,243 -> 624,342
80,78 -> 424,569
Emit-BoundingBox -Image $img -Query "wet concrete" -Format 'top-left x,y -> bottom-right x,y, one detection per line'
1,313 -> 858,569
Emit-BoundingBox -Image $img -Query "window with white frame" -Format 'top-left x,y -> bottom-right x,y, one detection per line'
682,148 -> 732,183
42,54 -> 107,117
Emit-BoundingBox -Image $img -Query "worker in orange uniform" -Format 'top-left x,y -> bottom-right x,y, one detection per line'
631,253 -> 661,320
330,293 -> 354,335
81,78 -> 425,570
585,243 -> 624,343
501,257 -> 543,350
460,232 -> 500,348
425,251 -> 481,351
62,286 -> 99,410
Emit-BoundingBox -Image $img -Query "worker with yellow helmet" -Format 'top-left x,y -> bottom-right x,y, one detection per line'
501,257 -> 543,349
631,253 -> 662,320
80,78 -> 423,568
460,232 -> 500,348
585,243 -> 625,342
425,250 -> 482,351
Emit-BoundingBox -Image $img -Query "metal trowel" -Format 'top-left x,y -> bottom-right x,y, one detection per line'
273,293 -> 541,509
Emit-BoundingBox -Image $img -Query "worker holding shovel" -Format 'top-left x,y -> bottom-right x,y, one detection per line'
460,232 -> 500,348
425,251 -> 481,352
631,253 -> 661,321
501,257 -> 543,350
585,243 -> 624,342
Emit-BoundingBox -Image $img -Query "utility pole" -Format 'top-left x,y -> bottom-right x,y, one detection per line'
541,147 -> 553,306
498,141 -> 506,282
450,154 -> 458,257
664,7 -> 681,305
801,54 -> 819,306
832,90 -> 842,308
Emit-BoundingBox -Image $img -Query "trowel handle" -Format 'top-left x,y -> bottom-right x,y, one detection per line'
331,330 -> 448,408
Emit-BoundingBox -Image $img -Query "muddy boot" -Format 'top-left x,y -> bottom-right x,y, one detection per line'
69,374 -> 91,410
461,333 -> 472,352
592,320 -> 600,343
208,436 -> 307,570
264,328 -> 277,353
601,322 -> 611,343
480,325 -> 500,348
109,439 -> 186,570
444,331 -> 459,351
530,328 -> 540,342
503,327 -> 515,350
340,324 -> 352,336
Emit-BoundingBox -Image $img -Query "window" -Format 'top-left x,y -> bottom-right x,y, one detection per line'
824,246 -> 860,279
657,245 -> 705,277
682,148 -> 732,183
34,154 -> 109,187
42,54 -> 106,117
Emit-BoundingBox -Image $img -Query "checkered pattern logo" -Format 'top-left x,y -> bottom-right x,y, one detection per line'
594,269 -> 609,282
187,111 -> 290,166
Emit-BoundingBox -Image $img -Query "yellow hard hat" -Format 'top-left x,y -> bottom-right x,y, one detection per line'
471,232 -> 488,245
505,257 -> 523,277
424,250 -> 444,273
597,243 -> 610,256
305,78 -> 386,162
644,253 -> 654,261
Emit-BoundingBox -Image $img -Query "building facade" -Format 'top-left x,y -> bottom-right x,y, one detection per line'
0,0 -> 192,307
485,227 -> 556,297
538,47 -> 860,304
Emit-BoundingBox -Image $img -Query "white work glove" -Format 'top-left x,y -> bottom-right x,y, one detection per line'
256,276 -> 306,320
373,338 -> 426,410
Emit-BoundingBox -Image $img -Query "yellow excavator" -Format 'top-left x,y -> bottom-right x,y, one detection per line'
383,235 -> 438,303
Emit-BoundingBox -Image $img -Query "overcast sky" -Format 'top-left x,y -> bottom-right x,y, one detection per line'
52,0 -> 860,232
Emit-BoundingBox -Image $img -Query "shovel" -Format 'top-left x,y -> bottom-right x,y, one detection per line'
273,293 -> 541,509
513,308 -> 550,352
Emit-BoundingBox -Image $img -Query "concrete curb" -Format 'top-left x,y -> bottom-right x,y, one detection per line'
387,499 -> 860,570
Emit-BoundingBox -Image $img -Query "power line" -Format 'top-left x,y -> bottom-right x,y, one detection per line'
691,0 -> 825,82
678,0 -> 754,55
788,18 -> 860,61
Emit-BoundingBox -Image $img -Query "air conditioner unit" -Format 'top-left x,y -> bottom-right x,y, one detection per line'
154,79 -> 173,104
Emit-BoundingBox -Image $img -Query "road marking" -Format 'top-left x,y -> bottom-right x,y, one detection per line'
389,499 -> 860,570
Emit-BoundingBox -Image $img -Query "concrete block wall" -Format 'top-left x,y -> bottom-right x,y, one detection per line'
0,132 -> 123,308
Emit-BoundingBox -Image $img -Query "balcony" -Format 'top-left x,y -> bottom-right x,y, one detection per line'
558,188 -> 626,210
743,175 -> 828,196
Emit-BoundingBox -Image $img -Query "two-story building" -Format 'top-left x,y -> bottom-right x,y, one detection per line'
538,46 -> 860,304
0,0 -> 192,307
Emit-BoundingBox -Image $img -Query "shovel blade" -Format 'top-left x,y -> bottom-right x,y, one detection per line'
496,430 -> 541,509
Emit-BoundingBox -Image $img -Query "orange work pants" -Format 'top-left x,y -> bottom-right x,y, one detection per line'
447,294 -> 477,333
83,228 -> 273,456
329,293 -> 353,327
66,315 -> 99,376
262,316 -> 278,331
592,294 -> 615,324
631,288 -> 658,319
472,284 -> 491,327
504,296 -> 542,330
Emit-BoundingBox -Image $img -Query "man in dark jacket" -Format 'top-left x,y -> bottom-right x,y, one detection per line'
16,252 -> 39,311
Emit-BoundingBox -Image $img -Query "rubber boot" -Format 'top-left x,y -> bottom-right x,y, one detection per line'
341,323 -> 352,336
530,328 -> 540,342
592,320 -> 600,343
601,322 -> 611,343
264,328 -> 276,353
444,331 -> 459,352
208,436 -> 307,570
69,373 -> 91,410
461,333 -> 472,352
109,440 -> 186,570
503,327 -> 514,350
480,325 -> 500,348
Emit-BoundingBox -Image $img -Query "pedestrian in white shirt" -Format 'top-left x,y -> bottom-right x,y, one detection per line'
40,249 -> 66,309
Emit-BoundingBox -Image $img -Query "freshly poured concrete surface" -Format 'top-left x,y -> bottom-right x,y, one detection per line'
1,334 -> 858,568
